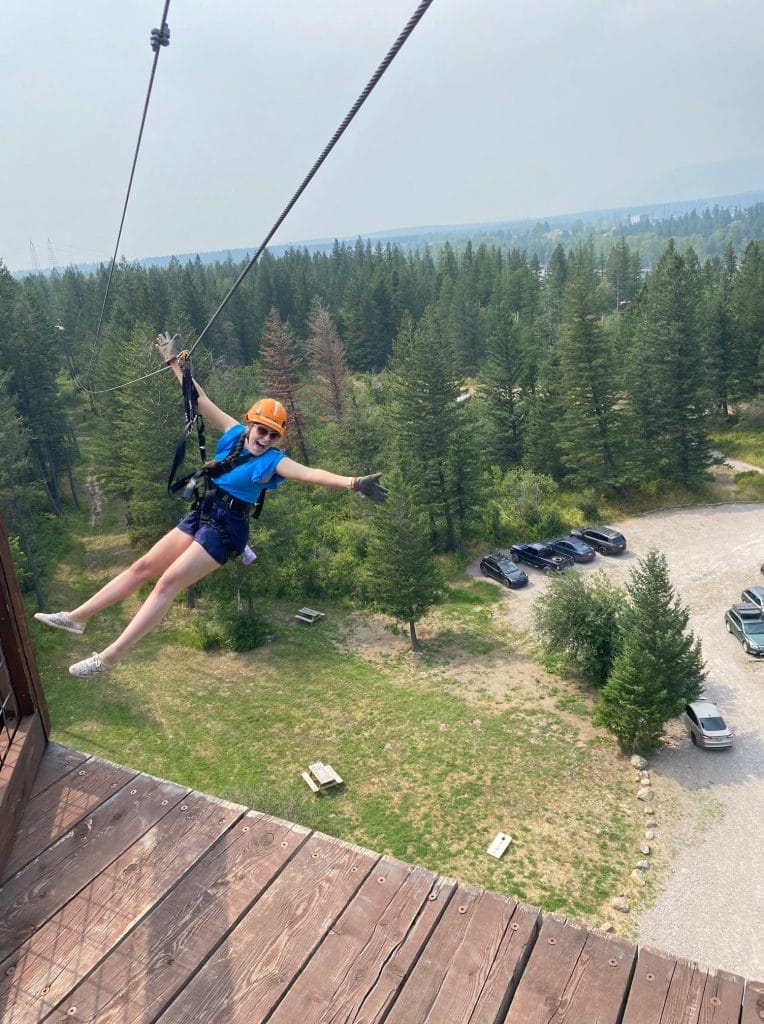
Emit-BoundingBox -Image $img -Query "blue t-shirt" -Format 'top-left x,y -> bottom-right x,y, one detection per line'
212,424 -> 287,504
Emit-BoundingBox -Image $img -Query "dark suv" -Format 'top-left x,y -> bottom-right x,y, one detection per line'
725,602 -> 764,656
479,553 -> 528,589
510,542 -> 574,573
569,526 -> 626,555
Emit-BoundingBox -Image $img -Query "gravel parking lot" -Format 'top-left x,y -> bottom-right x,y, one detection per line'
499,502 -> 764,979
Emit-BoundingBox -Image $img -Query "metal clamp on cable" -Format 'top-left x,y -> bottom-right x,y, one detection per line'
150,25 -> 171,53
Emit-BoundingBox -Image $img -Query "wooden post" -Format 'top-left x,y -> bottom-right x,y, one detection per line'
0,510 -> 50,734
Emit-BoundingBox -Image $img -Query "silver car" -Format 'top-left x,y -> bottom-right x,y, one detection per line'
683,699 -> 733,750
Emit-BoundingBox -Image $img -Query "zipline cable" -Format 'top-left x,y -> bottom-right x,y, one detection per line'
85,1 -> 171,383
89,0 -> 435,395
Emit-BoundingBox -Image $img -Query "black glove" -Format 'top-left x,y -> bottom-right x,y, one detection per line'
352,473 -> 388,504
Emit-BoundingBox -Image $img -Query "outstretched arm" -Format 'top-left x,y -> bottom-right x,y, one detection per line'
156,333 -> 238,433
277,458 -> 388,502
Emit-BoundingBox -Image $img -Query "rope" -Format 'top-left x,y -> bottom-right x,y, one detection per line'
89,0 -> 435,395
85,1 -> 171,384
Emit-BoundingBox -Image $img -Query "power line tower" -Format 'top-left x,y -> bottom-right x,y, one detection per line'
29,241 -> 42,274
47,238 -> 58,272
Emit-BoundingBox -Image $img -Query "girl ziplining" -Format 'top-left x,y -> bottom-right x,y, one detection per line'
34,333 -> 387,676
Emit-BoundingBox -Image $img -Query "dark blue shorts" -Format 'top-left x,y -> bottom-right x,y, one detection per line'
176,503 -> 249,565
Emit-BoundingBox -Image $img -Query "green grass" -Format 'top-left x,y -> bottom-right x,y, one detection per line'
710,428 -> 764,466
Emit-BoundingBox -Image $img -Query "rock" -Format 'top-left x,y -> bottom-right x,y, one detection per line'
640,844 -> 652,856
637,788 -> 652,801
643,807 -> 655,816
645,819 -> 658,829
602,924 -> 616,933
635,859 -> 651,870
645,829 -> 656,841
438,722 -> 449,731
640,773 -> 651,784
611,897 -> 631,913
630,755 -> 648,770
631,869 -> 647,885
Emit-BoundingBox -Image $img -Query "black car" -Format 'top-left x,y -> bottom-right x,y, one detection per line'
479,553 -> 529,588
546,536 -> 596,563
510,542 -> 574,573
569,525 -> 626,555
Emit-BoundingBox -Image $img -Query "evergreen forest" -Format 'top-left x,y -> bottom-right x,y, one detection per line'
1,217 -> 763,621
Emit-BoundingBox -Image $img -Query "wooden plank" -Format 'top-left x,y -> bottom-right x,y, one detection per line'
3,757 -> 138,881
342,874 -> 457,1023
28,742 -> 89,799
0,772 -> 189,961
699,969 -> 746,1024
504,914 -> 636,1024
51,814 -> 310,1024
268,858 -> 442,1024
742,979 -> 764,1024
622,946 -> 683,1024
385,883 -> 538,1024
0,790 -> 245,1024
0,712 -> 45,882
155,832 -> 378,1024
301,771 -> 321,793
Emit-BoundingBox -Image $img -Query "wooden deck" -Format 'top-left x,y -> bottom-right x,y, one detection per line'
1,744 -> 762,1024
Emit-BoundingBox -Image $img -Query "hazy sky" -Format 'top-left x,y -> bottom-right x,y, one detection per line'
3,0 -> 763,272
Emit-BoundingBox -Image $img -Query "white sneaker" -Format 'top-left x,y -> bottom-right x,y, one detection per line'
69,653 -> 112,677
35,611 -> 85,636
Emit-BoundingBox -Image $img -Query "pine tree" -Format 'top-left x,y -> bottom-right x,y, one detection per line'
307,296 -> 350,426
364,469 -> 445,651
556,247 -> 622,490
479,304 -> 526,468
259,307 -> 309,463
732,241 -> 764,399
625,242 -> 709,487
385,310 -> 473,551
594,549 -> 705,751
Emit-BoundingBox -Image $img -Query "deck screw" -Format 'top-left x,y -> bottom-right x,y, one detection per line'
458,905 -> 468,914
710,998 -> 721,1007
548,937 -> 557,945
428,893 -> 438,901
78,770 -> 86,776
130,789 -> 137,795
312,852 -> 319,858
180,805 -> 188,811
281,841 -> 288,848
608,958 -> 618,967
510,922 -> 520,931
161,800 -> 168,806
67,1008 -> 77,1015
378,877 -> 385,884
242,826 -> 249,832
646,973 -> 655,981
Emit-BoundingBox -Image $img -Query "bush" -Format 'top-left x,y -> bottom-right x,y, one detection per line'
178,612 -> 268,652
734,470 -> 764,500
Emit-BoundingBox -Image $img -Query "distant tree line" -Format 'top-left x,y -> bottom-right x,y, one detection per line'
0,227 -> 762,624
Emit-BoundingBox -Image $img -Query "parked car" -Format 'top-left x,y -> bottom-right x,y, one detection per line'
683,699 -> 733,749
724,602 -> 764,656
545,536 -> 596,563
479,553 -> 528,589
509,542 -> 574,573
741,585 -> 764,611
569,525 -> 626,555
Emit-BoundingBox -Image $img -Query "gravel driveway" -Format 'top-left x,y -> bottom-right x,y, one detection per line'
486,503 -> 764,979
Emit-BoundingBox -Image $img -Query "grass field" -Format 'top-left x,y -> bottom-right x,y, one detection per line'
32,486 -> 645,931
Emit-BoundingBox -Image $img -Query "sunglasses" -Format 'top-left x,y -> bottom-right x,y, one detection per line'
252,423 -> 280,441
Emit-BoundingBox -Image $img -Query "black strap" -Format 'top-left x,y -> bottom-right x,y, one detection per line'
167,358 -> 206,497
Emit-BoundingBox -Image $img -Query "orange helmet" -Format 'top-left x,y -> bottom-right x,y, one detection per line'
244,397 -> 287,436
